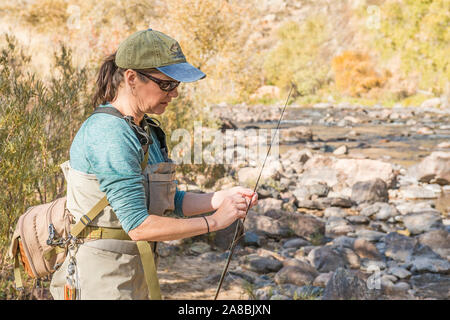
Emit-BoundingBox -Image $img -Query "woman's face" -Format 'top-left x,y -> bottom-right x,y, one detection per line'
133,70 -> 179,115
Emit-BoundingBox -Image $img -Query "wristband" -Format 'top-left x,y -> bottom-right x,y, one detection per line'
202,216 -> 210,234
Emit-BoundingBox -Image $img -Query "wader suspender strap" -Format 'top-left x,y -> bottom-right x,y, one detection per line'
136,241 -> 161,300
69,107 -> 162,300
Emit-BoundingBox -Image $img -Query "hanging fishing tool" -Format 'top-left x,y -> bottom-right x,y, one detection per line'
214,84 -> 294,300
64,236 -> 81,300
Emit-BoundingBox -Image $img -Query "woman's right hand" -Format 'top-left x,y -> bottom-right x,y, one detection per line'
210,194 -> 250,231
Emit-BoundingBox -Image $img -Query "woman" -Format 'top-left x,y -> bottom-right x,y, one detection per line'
49,29 -> 258,300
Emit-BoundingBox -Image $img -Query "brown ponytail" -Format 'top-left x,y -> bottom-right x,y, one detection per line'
92,52 -> 125,108
92,52 -> 161,108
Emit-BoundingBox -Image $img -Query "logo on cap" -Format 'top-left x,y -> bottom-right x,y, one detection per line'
169,43 -> 185,60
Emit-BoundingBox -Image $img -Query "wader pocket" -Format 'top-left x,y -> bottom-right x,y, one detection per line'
147,162 -> 177,216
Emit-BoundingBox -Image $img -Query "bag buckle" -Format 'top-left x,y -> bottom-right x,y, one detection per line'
79,215 -> 92,226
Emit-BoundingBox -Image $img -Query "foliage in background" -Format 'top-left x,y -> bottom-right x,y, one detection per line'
332,51 -> 391,97
2,0 -> 262,104
263,17 -> 332,99
365,0 -> 449,97
0,35 -> 91,298
20,0 -> 69,32
155,0 -> 262,103
1,0 -> 448,107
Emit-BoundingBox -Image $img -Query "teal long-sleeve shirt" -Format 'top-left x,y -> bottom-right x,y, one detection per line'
69,104 -> 185,233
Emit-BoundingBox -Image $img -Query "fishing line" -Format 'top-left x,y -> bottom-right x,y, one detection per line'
214,84 -> 294,300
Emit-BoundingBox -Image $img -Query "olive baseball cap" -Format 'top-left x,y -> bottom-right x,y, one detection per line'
115,28 -> 206,82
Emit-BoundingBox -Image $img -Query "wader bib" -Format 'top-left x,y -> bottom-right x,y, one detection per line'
49,107 -> 177,300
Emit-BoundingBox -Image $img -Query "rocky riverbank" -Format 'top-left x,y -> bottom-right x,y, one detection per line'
161,103 -> 449,300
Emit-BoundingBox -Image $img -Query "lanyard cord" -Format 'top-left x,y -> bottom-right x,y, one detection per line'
214,85 -> 294,300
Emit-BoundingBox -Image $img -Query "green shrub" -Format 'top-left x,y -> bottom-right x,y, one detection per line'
263,17 -> 332,99
0,35 -> 91,298
368,0 -> 450,95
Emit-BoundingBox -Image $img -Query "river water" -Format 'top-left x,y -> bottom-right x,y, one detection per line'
233,106 -> 450,168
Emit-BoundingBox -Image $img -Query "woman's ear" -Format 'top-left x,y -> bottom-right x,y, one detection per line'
124,69 -> 137,88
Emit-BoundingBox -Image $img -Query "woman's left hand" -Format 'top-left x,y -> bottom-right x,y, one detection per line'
211,186 -> 258,211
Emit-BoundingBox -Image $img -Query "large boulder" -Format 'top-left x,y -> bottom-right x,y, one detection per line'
280,212 -> 326,242
299,155 -> 339,187
282,238 -> 311,249
418,229 -> 450,259
384,232 -> 417,262
410,273 -> 450,299
297,168 -> 339,187
407,151 -> 450,185
325,217 -> 354,237
353,238 -> 382,260
213,220 -> 242,250
245,212 -> 291,239
274,260 -> 319,286
399,185 -> 438,200
436,190 -> 450,215
360,202 -> 399,220
324,207 -> 348,218
402,210 -> 443,235
307,246 -> 348,273
354,230 -> 386,242
292,183 -> 330,202
301,155 -> 397,189
296,197 -> 353,210
237,160 -> 282,186
241,254 -> 283,274
254,198 -> 283,214
404,244 -> 450,274
322,268 -> 378,300
333,158 -> 397,188
351,179 -> 389,204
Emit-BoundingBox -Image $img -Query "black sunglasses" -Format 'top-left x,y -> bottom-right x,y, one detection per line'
135,70 -> 180,92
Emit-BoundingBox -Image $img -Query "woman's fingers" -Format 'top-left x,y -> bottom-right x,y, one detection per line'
232,194 -> 247,204
237,208 -> 248,218
237,189 -> 255,198
232,192 -> 258,209
251,193 -> 258,206
236,202 -> 249,210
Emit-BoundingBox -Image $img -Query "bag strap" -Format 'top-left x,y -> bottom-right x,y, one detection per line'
137,241 -> 162,300
92,106 -> 170,162
69,150 -> 149,238
92,106 -> 153,146
146,117 -> 170,162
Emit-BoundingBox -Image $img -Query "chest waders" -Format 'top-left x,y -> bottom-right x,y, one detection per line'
49,107 -> 177,300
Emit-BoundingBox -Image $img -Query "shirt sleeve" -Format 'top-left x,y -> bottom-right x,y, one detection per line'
83,115 -> 149,233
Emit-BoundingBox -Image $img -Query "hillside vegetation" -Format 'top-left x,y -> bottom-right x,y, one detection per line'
0,0 -> 448,106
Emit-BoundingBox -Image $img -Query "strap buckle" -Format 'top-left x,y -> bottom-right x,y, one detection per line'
79,215 -> 92,226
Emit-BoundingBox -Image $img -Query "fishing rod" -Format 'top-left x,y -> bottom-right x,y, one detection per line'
214,84 -> 294,300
